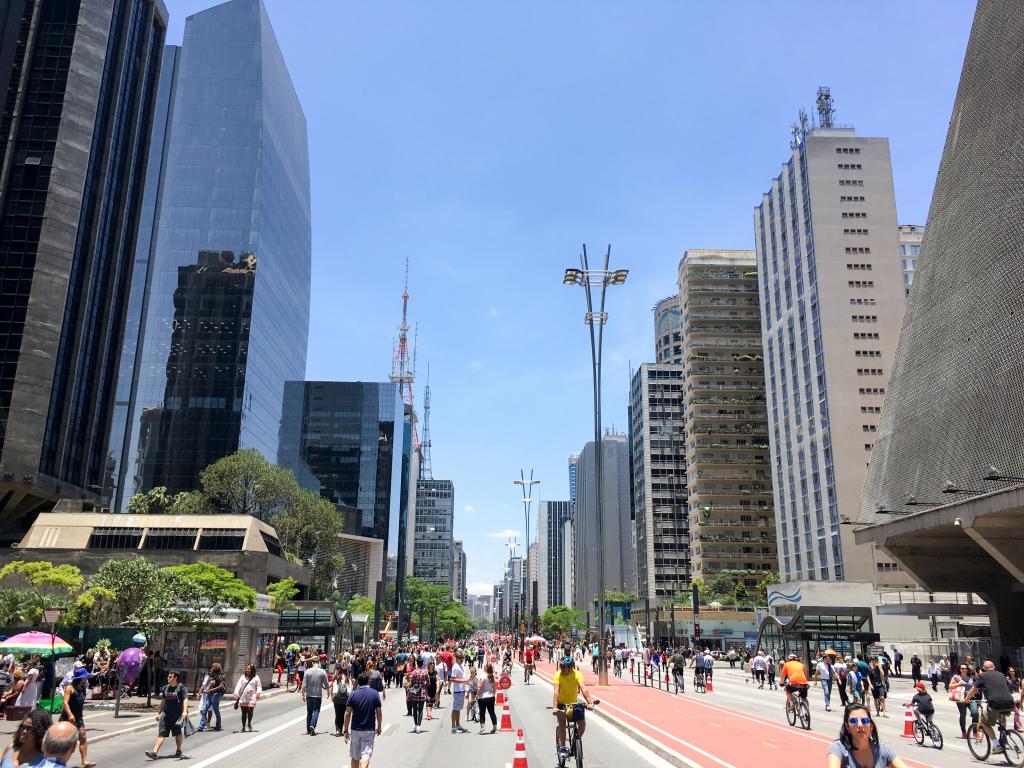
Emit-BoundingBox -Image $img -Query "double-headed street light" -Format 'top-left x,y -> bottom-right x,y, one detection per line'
514,471 -> 540,658
563,244 -> 628,687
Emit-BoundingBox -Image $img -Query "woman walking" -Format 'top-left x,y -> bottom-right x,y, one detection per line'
330,675 -> 349,737
198,662 -> 225,732
0,709 -> 51,768
869,658 -> 888,718
476,663 -> 497,734
405,656 -> 429,734
233,664 -> 262,733
60,667 -> 95,768
425,659 -> 438,721
949,663 -> 978,738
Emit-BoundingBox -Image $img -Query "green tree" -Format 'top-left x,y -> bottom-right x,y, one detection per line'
761,571 -> 781,587
0,588 -> 31,625
88,557 -> 184,637
170,490 -> 214,515
269,490 -> 345,598
127,486 -> 173,515
435,603 -> 473,639
266,578 -> 300,613
734,582 -> 751,607
200,448 -> 299,517
0,561 -> 84,624
540,605 -> 585,639
161,562 -> 257,627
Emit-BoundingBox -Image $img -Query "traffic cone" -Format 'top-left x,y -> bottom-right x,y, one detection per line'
901,704 -> 915,738
496,690 -> 505,707
706,676 -> 714,693
664,668 -> 670,684
499,697 -> 514,732
512,729 -> 528,768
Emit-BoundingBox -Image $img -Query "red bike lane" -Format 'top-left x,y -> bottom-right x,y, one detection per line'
530,661 -> 941,768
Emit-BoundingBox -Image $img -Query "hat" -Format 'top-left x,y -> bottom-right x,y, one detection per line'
914,681 -> 926,690
787,654 -> 798,660
72,667 -> 90,681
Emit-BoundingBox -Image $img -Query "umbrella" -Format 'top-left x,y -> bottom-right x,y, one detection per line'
200,638 -> 227,651
286,642 -> 301,652
0,631 -> 73,656
526,635 -> 545,644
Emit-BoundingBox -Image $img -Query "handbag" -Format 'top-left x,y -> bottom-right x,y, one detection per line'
950,688 -> 964,702
181,714 -> 197,738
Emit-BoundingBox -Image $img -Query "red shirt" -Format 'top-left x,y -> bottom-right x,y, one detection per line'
439,651 -> 454,671
524,649 -> 534,664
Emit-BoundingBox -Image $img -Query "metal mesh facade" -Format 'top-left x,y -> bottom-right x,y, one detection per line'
859,0 -> 1024,522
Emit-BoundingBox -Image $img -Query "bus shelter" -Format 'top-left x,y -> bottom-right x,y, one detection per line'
277,602 -> 353,658
756,606 -> 880,666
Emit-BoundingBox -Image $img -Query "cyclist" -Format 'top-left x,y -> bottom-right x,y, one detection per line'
523,644 -> 535,684
670,647 -> 686,692
552,656 -> 596,761
702,649 -> 715,686
964,659 -> 1016,753
781,653 -> 809,713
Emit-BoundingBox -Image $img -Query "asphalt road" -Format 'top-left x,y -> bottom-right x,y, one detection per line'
83,674 -> 676,768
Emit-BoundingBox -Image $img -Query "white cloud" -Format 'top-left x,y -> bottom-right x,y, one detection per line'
467,581 -> 494,596
463,504 -> 476,513
486,528 -> 521,539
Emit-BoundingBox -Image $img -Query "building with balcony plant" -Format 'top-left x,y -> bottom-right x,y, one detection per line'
679,250 -> 778,590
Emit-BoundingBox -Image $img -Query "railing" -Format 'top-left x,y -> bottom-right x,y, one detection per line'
690,383 -> 766,393
876,590 -> 985,606
692,518 -> 774,528
687,338 -> 762,349
629,658 -> 688,695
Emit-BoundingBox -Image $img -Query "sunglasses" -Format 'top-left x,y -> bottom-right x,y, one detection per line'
18,724 -> 33,731
848,717 -> 872,726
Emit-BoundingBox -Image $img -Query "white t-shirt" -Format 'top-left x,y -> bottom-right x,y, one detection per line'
451,663 -> 466,693
816,661 -> 833,680
703,653 -> 714,668
752,656 -> 766,671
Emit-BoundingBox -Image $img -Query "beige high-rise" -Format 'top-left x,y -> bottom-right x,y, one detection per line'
754,126 -> 907,583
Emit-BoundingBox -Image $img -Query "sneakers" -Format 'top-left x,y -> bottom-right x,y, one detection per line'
145,751 -> 158,761
456,726 -> 469,733
174,752 -> 182,759
414,725 -> 421,733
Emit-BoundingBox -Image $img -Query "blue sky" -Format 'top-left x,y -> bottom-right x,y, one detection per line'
164,0 -> 975,596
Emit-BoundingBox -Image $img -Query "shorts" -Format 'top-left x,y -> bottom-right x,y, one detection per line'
452,691 -> 465,710
872,685 -> 886,700
158,716 -> 183,738
786,684 -> 809,699
349,729 -> 375,760
557,703 -> 586,723
982,707 -> 1013,728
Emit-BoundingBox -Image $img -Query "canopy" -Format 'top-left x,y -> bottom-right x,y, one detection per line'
0,631 -> 73,656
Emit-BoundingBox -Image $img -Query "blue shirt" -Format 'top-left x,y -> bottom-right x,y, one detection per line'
827,740 -> 897,767
346,685 -> 381,732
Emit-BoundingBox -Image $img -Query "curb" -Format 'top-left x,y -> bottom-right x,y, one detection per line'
88,684 -> 293,745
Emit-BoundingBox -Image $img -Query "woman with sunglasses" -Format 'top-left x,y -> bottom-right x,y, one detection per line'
0,708 -> 52,767
949,663 -> 978,738
826,703 -> 908,767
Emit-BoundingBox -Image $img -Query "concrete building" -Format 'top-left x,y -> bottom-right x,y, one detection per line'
412,479 -> 455,589
754,105 -> 907,584
452,540 -> 467,604
654,295 -> 683,364
680,250 -> 778,587
537,500 -> 572,612
629,364 -> 689,601
898,224 -> 924,297
856,0 -> 1024,649
572,435 -> 636,619
502,555 -> 525,624
0,0 -> 168,542
568,454 -> 579,505
117,0 -> 310,508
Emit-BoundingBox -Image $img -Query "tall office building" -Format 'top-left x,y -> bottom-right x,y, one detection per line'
679,250 -> 777,586
412,479 -> 455,589
654,295 -> 683,364
452,539 -> 466,604
537,500 -> 572,611
754,99 -> 907,583
503,555 -> 525,623
0,0 -> 167,540
568,454 -> 579,505
115,0 -> 310,507
898,225 -> 924,297
629,364 -> 689,600
572,435 -> 636,617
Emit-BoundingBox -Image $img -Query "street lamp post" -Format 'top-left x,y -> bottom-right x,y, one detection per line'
514,470 -> 540,659
563,244 -> 627,687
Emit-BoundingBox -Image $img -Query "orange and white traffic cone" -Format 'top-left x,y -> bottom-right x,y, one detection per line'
499,697 -> 514,732
512,729 -> 529,768
496,690 -> 505,708
706,676 -> 714,693
901,704 -> 915,738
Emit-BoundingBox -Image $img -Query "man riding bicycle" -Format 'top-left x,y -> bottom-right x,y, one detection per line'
670,648 -> 686,691
964,660 -> 1016,752
523,645 -> 535,683
781,653 -> 809,710
552,657 -> 596,760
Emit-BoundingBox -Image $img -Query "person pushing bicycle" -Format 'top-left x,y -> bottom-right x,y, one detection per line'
552,656 -> 596,761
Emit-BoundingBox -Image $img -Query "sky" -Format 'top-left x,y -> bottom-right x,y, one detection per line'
163,0 -> 976,597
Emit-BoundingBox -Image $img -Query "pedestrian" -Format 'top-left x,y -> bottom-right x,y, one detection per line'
765,652 -> 776,690
365,660 -> 385,701
38,722 -> 79,768
275,650 -> 286,687
869,657 -> 888,718
343,672 -> 382,768
939,655 -> 951,691
893,649 -> 902,677
815,652 -> 835,712
405,655 -> 429,733
233,663 -> 261,732
300,658 -> 329,735
145,670 -> 188,760
449,651 -> 469,734
425,659 -> 438,721
331,675 -> 350,737
834,656 -> 849,707
16,661 -> 39,711
950,663 -> 978,738
926,659 -> 939,692
59,666 -> 95,768
0,708 -> 51,768
909,654 -> 922,685
476,663 -> 498,734
826,703 -> 909,768
197,662 -> 225,732
466,666 -> 479,722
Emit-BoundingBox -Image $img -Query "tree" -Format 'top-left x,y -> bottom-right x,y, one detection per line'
540,605 -> 585,639
0,588 -> 32,625
88,557 -> 184,637
761,571 -> 781,587
127,486 -> 173,515
0,561 -> 84,624
170,490 -> 213,515
734,583 -> 751,607
269,490 -> 345,598
161,563 -> 257,628
200,448 -> 299,517
435,603 -> 474,639
266,578 -> 299,613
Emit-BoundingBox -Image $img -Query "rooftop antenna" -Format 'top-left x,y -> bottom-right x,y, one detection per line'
790,107 -> 811,149
390,258 -> 419,446
816,86 -> 835,128
420,365 -> 433,480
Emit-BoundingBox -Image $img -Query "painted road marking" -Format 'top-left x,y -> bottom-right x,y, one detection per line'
761,742 -> 779,749
381,722 -> 393,734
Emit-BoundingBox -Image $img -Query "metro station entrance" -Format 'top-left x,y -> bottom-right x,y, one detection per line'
756,606 -> 880,666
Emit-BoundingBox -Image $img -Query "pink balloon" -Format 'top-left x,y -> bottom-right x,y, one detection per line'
116,646 -> 146,685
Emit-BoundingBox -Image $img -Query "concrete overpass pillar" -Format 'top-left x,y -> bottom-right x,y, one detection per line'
984,587 -> 1024,649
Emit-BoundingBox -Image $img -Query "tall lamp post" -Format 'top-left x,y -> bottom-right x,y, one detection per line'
514,470 -> 540,659
563,245 -> 628,687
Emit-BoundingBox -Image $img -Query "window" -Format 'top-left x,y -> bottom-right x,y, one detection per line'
842,212 -> 867,219
143,528 -> 198,551
843,228 -> 869,235
835,147 -> 861,155
197,528 -> 246,551
840,195 -> 866,202
260,532 -> 283,556
851,314 -> 878,323
862,424 -> 877,432
855,350 -> 882,357
857,368 -> 884,376
845,247 -> 871,255
861,406 -> 881,413
865,443 -> 874,451
858,387 -> 885,395
837,163 -> 863,170
876,562 -> 899,572
839,179 -> 865,187
846,263 -> 872,271
853,332 -> 880,340
848,280 -> 874,288
88,527 -> 143,549
850,298 -> 877,305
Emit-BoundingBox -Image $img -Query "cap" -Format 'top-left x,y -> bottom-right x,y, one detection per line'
787,654 -> 798,660
914,681 -> 926,690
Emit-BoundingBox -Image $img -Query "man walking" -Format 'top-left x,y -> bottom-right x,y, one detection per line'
814,652 -> 835,712
146,670 -> 188,760
344,672 -> 383,768
301,658 -> 330,735
449,651 -> 470,734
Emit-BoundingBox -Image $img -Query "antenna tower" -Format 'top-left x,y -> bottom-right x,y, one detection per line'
420,366 -> 433,480
390,259 -> 420,448
816,86 -> 835,128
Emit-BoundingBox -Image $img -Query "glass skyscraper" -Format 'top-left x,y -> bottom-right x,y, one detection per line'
113,0 -> 310,507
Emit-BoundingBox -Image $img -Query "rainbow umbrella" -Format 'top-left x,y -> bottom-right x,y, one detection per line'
0,631 -> 73,656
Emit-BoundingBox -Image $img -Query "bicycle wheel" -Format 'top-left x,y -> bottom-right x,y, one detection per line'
967,724 -> 991,761
800,700 -> 811,730
786,702 -> 797,726
1003,729 -> 1024,767
574,729 -> 584,768
286,675 -> 297,694
929,723 -> 943,750
912,721 -> 925,746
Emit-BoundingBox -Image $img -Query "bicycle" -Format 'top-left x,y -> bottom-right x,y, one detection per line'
555,700 -> 600,768
693,669 -> 706,694
910,706 -> 943,750
524,664 -> 533,685
785,685 -> 811,730
967,707 -> 1024,766
672,667 -> 685,695
285,669 -> 303,693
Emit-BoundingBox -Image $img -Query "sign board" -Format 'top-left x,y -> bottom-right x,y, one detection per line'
254,593 -> 274,611
571,626 -> 577,637
799,631 -> 881,643
385,612 -> 395,622
498,674 -> 512,690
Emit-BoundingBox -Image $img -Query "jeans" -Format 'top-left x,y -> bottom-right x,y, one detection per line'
957,700 -> 979,734
198,692 -> 222,730
306,696 -> 322,731
821,678 -> 833,709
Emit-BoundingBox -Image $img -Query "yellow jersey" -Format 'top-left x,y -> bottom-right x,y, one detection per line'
553,668 -> 584,705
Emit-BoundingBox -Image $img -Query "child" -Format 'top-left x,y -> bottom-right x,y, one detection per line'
466,667 -> 478,722
909,681 -> 935,724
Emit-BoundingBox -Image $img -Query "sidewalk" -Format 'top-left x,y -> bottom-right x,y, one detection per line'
527,658 -> 945,768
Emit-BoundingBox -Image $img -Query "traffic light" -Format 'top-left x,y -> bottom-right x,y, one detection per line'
692,585 -> 700,614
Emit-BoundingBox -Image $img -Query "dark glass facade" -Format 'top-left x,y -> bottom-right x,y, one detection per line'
278,381 -> 406,545
116,0 -> 310,506
0,0 -> 167,540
